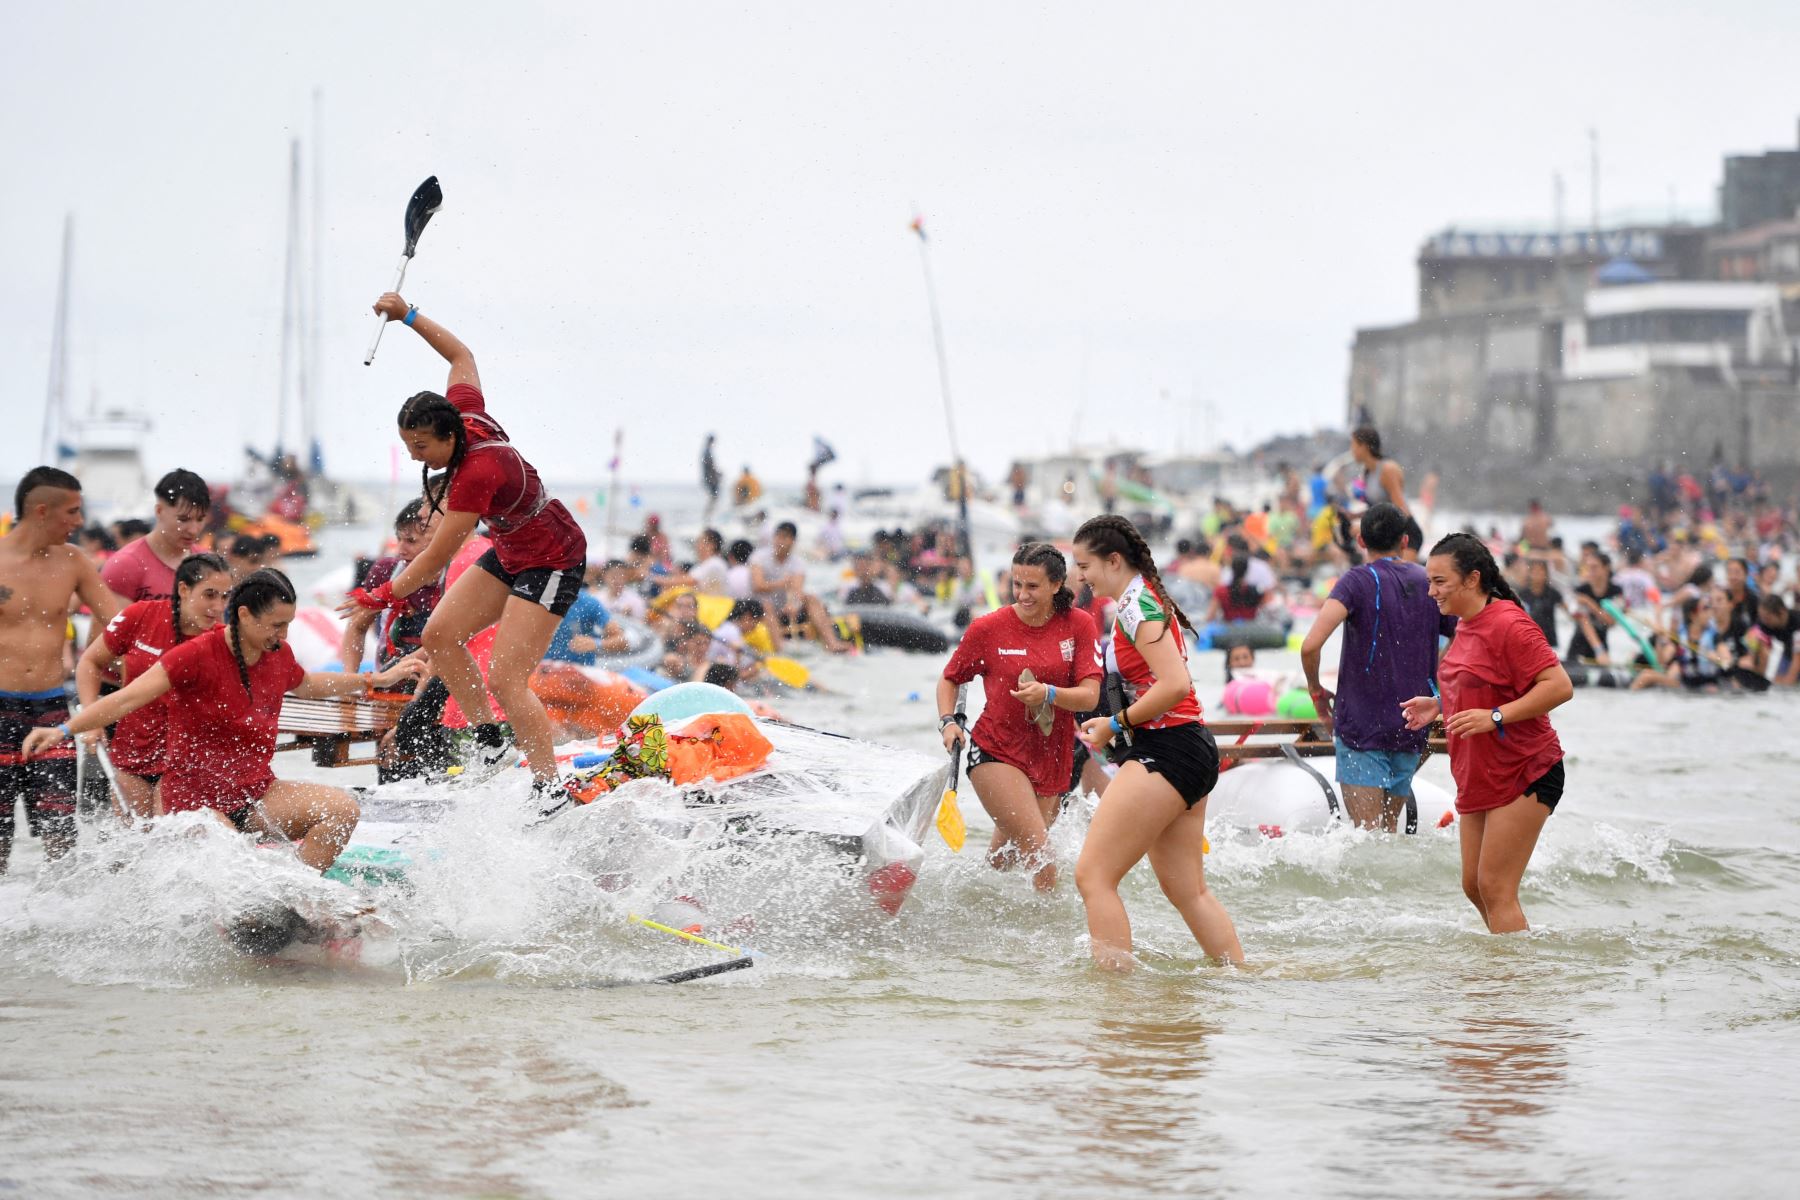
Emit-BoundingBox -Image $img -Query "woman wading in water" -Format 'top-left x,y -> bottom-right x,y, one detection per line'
1070,516 -> 1243,969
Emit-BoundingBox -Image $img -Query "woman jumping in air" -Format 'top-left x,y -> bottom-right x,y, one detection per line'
342,294 -> 589,804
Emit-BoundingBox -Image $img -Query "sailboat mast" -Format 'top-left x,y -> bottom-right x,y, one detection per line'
41,215 -> 72,465
275,138 -> 300,461
306,88 -> 324,474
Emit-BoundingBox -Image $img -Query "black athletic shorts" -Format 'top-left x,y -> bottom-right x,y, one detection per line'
1525,759 -> 1565,814
474,547 -> 584,617
1115,723 -> 1220,809
0,689 -> 78,843
965,736 -> 1028,777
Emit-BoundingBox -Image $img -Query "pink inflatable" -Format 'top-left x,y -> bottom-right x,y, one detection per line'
1222,677 -> 1276,716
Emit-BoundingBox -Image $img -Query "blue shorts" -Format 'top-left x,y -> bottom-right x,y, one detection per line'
1333,738 -> 1421,795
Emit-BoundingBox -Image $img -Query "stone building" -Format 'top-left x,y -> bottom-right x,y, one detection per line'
1348,126 -> 1800,512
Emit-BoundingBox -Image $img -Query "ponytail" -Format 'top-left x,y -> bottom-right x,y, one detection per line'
224,568 -> 297,696
170,552 -> 229,643
1011,541 -> 1074,615
397,391 -> 467,517
1073,515 -> 1195,639
1428,532 -> 1519,605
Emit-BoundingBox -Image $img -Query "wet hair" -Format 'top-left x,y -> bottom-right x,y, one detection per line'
1011,542 -> 1074,615
13,466 -> 81,520
702,663 -> 740,690
1351,426 -> 1383,457
171,552 -> 230,643
1226,554 -> 1262,610
727,598 -> 765,622
224,568 -> 297,696
775,521 -> 799,539
396,392 -> 468,517
81,524 -> 118,552
1073,515 -> 1193,638
1427,532 -> 1519,605
1360,502 -> 1407,553
727,538 -> 755,565
629,535 -> 653,557
395,498 -> 427,532
227,533 -> 264,559
153,468 -> 212,514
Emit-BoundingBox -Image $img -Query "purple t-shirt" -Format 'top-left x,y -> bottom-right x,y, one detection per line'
1328,558 -> 1445,753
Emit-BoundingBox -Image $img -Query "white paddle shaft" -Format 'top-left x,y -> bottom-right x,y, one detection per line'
362,253 -> 414,366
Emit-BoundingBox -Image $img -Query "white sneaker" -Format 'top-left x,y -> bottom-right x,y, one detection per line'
455,727 -> 518,784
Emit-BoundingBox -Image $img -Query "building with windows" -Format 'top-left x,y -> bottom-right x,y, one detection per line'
1720,122 -> 1800,233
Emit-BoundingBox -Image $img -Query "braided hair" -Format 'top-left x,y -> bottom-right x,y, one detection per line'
1073,514 -> 1194,640
224,568 -> 298,696
1011,541 -> 1074,615
1427,532 -> 1520,605
397,391 -> 467,518
170,552 -> 229,644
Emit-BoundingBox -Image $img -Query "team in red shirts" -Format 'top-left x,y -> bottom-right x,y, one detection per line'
26,570 -> 422,871
341,294 -> 586,804
939,543 -> 1102,891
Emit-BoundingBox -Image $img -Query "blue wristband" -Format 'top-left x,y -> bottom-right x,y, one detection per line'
57,723 -> 71,739
403,306 -> 419,327
1045,685 -> 1057,708
1109,715 -> 1122,735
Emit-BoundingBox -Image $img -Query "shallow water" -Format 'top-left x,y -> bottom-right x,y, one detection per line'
4,558 -> 1799,1196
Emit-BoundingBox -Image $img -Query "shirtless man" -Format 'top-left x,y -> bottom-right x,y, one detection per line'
0,468 -> 120,869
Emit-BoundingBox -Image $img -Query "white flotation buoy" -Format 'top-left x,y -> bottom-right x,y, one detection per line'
1208,757 -> 1456,835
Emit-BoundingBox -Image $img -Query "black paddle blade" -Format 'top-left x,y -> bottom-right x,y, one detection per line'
402,176 -> 443,257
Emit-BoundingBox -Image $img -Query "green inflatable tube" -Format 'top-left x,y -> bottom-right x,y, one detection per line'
1275,687 -> 1318,720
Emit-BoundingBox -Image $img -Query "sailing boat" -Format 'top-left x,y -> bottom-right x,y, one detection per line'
41,214 -> 155,524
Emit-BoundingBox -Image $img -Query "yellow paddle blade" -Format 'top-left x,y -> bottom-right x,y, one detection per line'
936,789 -> 966,851
763,655 -> 810,688
746,623 -> 775,653
695,593 -> 734,630
1202,836 -> 1211,855
628,913 -> 743,956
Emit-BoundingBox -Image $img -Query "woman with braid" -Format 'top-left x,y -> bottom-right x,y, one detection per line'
1403,533 -> 1572,933
340,293 -> 587,805
75,553 -> 231,820
1070,515 -> 1244,970
25,570 -> 421,871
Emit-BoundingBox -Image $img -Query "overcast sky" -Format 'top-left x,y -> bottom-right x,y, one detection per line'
4,1 -> 1798,494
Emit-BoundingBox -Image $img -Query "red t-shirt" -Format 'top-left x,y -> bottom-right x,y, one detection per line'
943,606 -> 1103,796
101,537 -> 180,602
156,627 -> 305,814
1213,583 -> 1261,623
100,600 -> 183,774
1438,599 -> 1565,814
444,383 -> 586,574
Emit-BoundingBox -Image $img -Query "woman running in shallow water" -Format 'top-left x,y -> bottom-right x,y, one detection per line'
1069,515 -> 1243,970
1403,533 -> 1573,933
341,294 -> 588,806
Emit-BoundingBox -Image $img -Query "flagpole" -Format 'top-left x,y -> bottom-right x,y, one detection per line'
910,215 -> 975,571
604,427 -> 623,560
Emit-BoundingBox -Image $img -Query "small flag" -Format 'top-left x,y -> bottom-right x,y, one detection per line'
808,436 -> 837,473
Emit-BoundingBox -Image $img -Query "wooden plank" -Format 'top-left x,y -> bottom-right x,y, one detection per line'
1219,737 -> 1447,762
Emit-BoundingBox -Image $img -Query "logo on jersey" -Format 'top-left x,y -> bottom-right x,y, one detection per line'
132,640 -> 163,658
997,648 -> 1026,656
106,612 -> 127,634
1059,638 -> 1075,662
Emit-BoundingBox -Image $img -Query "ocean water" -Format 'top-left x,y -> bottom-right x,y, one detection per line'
1,527 -> 1797,1198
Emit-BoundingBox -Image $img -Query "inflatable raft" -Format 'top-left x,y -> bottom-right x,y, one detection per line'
1209,756 -> 1456,835
836,605 -> 952,653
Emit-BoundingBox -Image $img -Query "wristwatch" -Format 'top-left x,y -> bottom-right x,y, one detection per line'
1491,707 -> 1506,737
938,714 -> 961,731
